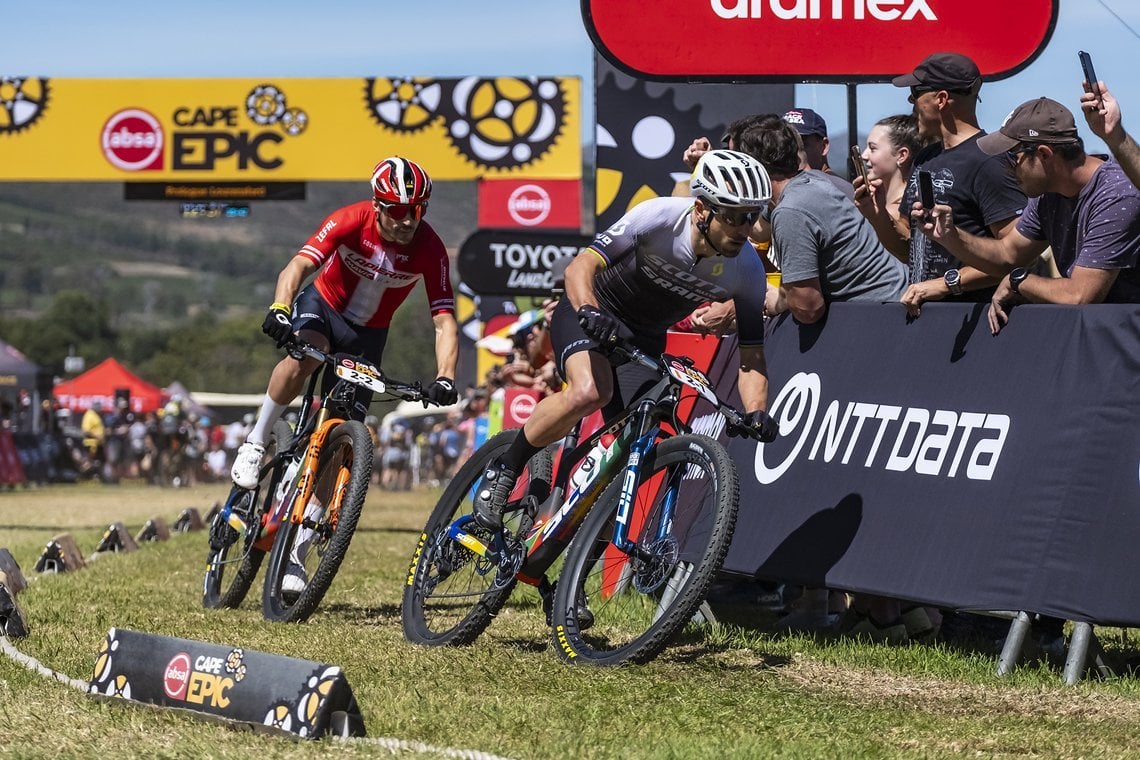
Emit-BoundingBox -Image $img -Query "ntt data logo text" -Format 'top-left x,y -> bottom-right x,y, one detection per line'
755,372 -> 1008,484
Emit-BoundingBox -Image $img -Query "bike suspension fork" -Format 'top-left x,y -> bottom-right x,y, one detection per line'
610,400 -> 660,556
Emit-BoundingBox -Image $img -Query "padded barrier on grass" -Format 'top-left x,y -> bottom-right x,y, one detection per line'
672,302 -> 1140,627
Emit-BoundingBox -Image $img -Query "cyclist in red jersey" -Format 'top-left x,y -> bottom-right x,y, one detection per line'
232,156 -> 459,491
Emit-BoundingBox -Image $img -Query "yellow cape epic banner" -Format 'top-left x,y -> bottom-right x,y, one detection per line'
0,76 -> 581,181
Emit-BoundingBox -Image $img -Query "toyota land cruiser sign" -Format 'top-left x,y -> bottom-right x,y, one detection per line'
581,0 -> 1057,82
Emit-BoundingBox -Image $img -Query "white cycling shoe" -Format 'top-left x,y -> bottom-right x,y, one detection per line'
230,442 -> 265,490
282,562 -> 308,598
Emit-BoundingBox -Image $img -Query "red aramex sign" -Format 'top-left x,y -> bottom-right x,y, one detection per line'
582,0 -> 1057,82
478,178 -> 581,230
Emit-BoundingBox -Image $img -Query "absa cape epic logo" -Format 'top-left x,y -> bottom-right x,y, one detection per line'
582,0 -> 1057,81
101,108 -> 164,171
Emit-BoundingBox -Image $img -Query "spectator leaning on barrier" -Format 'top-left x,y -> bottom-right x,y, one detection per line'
860,52 -> 1027,317
740,119 -> 909,325
915,95 -> 1140,335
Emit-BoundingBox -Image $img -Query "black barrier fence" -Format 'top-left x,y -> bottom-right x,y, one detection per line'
706,302 -> 1140,627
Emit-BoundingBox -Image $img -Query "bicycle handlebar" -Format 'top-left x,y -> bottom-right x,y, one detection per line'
604,337 -> 763,441
283,337 -> 438,406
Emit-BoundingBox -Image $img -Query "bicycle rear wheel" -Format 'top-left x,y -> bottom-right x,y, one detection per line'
551,434 -> 739,665
402,429 -> 552,646
203,419 -> 292,609
261,420 -> 373,623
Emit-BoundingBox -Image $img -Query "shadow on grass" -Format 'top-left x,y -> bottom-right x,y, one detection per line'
320,601 -> 402,625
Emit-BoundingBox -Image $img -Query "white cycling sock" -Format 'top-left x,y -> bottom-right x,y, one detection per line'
247,396 -> 288,447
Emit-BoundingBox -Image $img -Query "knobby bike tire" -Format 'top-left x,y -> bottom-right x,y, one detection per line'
203,419 -> 292,609
551,434 -> 739,665
402,429 -> 553,646
261,420 -> 373,623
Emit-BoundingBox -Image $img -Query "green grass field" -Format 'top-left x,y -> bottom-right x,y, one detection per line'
3,482 -> 1140,759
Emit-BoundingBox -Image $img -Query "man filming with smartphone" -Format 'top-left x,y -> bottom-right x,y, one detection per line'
916,95 -> 1140,333
859,52 -> 1027,317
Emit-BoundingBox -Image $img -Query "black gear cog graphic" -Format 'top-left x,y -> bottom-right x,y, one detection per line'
363,76 -> 449,134
0,77 -> 51,135
595,77 -> 707,229
438,76 -> 567,170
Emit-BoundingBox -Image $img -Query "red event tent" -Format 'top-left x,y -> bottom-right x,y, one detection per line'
53,358 -> 165,414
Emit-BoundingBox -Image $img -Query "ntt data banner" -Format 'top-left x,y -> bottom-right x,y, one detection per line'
0,76 -> 581,181
718,303 -> 1140,626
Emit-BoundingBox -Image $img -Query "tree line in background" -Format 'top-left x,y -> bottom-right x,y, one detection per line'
0,288 -> 441,394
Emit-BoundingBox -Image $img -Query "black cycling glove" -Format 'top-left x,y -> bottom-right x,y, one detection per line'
262,302 -> 293,347
728,410 -> 778,443
425,376 -> 458,406
577,304 -> 621,347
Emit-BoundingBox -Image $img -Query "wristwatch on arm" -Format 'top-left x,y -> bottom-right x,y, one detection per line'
1008,267 -> 1029,295
943,268 -> 962,296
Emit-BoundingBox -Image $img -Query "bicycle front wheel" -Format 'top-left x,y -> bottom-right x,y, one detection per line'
261,420 -> 373,623
203,419 -> 291,610
551,434 -> 739,665
402,429 -> 552,646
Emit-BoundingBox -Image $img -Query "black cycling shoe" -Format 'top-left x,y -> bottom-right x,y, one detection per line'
471,461 -> 519,531
541,581 -> 594,631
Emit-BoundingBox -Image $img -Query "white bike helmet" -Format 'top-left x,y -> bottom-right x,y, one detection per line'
690,149 -> 772,209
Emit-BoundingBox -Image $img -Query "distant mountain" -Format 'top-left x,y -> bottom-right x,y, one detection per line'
0,180 -> 478,326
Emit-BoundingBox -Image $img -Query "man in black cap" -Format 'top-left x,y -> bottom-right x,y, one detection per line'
915,95 -> 1140,332
857,51 -> 1027,317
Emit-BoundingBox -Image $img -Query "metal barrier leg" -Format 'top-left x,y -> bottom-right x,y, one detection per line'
996,611 -> 1033,676
1063,622 -> 1092,685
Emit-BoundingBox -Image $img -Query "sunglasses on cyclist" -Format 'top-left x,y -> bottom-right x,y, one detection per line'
377,201 -> 427,221
712,206 -> 761,227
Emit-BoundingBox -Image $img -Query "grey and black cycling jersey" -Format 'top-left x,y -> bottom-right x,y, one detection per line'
586,196 -> 768,346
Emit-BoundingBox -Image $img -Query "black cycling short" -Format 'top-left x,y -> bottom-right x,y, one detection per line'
293,285 -> 390,418
548,297 -> 661,421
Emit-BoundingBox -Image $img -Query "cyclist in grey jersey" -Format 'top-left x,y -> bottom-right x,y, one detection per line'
590,195 -> 769,345
471,150 -> 781,531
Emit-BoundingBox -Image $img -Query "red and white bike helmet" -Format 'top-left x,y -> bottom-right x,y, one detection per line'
370,156 -> 432,204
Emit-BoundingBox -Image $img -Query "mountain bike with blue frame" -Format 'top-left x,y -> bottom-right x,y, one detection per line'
401,338 -> 766,665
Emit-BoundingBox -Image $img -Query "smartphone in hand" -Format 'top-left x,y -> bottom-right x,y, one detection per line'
1079,50 -> 1101,98
918,170 -> 935,209
850,145 -> 869,187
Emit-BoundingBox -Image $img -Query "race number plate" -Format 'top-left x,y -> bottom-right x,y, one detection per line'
665,357 -> 718,406
334,361 -> 386,394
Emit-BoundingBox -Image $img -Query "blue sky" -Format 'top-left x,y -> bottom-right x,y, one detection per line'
5,0 -> 1140,154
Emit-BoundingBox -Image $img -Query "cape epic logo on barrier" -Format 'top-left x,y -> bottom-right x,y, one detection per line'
754,372 -> 1009,485
582,0 -> 1057,81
